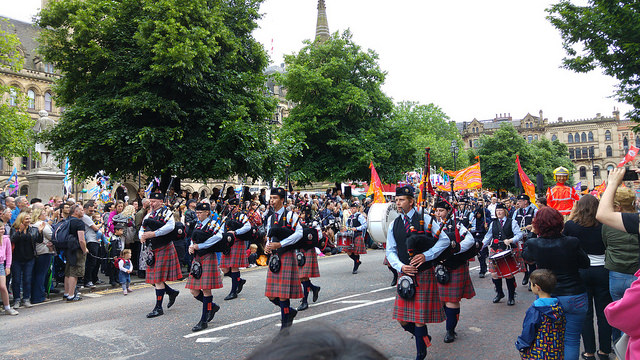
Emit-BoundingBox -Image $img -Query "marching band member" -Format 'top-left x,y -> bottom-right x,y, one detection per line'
386,185 -> 449,360
482,203 -> 523,306
186,202 -> 223,332
433,201 -> 476,344
138,192 -> 181,318
265,187 -> 304,332
296,209 -> 321,311
344,202 -> 367,274
219,198 -> 251,300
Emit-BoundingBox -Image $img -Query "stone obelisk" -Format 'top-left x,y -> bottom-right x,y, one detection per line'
315,0 -> 330,42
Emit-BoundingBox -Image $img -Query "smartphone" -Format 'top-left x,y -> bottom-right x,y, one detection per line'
623,168 -> 639,181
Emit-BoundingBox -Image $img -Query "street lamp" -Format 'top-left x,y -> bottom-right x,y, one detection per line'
450,140 -> 459,171
590,146 -> 597,187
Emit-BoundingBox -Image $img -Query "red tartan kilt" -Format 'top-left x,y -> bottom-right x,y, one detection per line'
488,247 -> 522,277
299,248 -> 320,279
437,262 -> 476,302
265,251 -> 303,299
145,242 -> 182,284
186,253 -> 223,290
347,234 -> 367,255
220,240 -> 248,268
393,268 -> 445,324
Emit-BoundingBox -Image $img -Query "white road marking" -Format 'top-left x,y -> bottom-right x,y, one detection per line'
469,327 -> 482,333
184,285 -> 394,339
290,297 -> 395,325
30,298 -> 64,306
196,337 -> 228,343
83,293 -> 103,298
469,265 -> 480,271
338,300 -> 372,304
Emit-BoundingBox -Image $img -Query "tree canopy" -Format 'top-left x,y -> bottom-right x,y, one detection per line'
473,124 -> 574,193
37,0 -> 275,181
547,1 -> 640,121
278,30 -> 415,184
0,19 -> 36,161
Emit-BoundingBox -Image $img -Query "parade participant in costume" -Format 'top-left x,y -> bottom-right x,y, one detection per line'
344,202 -> 367,274
296,210 -> 321,311
482,203 -> 523,306
470,201 -> 490,278
546,166 -> 579,217
386,185 -> 450,360
433,200 -> 477,344
186,202 -> 225,332
138,192 -> 181,318
265,187 -> 304,332
513,194 -> 538,287
219,198 -> 251,300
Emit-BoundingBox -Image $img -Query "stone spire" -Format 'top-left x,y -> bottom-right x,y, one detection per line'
315,0 -> 330,42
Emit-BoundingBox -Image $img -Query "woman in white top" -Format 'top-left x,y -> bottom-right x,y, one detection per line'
31,207 -> 54,304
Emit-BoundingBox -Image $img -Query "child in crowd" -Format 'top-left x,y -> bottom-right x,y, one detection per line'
247,243 -> 258,267
117,249 -> 133,295
108,224 -> 126,287
516,269 -> 566,359
0,223 -> 18,315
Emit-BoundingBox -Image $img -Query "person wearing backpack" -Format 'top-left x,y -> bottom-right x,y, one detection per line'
62,204 -> 88,302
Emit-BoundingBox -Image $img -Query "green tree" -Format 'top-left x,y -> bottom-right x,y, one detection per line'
391,101 -> 468,172
278,30 -> 415,183
37,0 -> 275,181
547,1 -> 640,121
0,19 -> 36,161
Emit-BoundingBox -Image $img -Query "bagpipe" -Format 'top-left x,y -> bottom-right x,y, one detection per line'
190,225 -> 233,256
142,210 -> 178,249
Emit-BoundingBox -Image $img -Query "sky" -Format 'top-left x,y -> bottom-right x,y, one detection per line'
1,0 -> 630,124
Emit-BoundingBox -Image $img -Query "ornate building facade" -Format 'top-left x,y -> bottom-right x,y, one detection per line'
458,109 -> 636,189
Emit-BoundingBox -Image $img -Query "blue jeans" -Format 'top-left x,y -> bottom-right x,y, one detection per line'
609,270 -> 638,341
556,293 -> 588,360
31,254 -> 53,304
11,259 -> 35,302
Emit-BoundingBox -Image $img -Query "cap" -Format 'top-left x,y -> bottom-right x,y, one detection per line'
149,192 -> 164,200
271,187 -> 286,199
396,185 -> 414,198
495,203 -> 507,210
516,194 -> 530,201
434,201 -> 451,211
195,202 -> 211,211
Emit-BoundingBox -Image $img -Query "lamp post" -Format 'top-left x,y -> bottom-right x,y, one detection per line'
590,146 -> 597,187
450,140 -> 459,171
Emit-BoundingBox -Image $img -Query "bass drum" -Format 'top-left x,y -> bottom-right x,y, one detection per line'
367,202 -> 400,243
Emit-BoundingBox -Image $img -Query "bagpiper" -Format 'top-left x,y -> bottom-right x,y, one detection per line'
219,198 -> 251,300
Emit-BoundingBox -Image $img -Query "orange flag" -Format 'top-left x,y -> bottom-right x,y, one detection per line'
366,161 -> 386,203
516,155 -> 537,206
437,162 -> 482,191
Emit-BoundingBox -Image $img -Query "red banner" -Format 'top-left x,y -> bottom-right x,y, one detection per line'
516,155 -> 536,206
618,145 -> 640,167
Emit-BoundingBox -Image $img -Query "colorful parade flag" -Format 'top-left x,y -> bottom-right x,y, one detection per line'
591,182 -> 607,198
437,162 -> 482,191
574,181 -> 582,193
366,161 -> 386,203
439,167 -> 462,178
6,166 -> 17,185
618,145 -> 640,167
516,155 -> 537,206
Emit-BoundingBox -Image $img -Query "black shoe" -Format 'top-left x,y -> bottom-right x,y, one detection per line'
207,303 -> 220,322
146,308 -> 164,318
297,301 -> 309,311
352,260 -> 361,274
521,273 -> 530,286
66,294 -> 82,302
311,286 -> 321,302
224,292 -> 238,301
192,320 -> 208,332
167,290 -> 179,309
391,274 -> 398,286
507,298 -> 515,306
285,308 -> 298,327
479,272 -> 486,278
444,330 -> 457,343
416,350 -> 427,360
493,293 -> 505,303
236,278 -> 246,294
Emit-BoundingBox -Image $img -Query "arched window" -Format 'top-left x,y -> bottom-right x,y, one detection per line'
568,134 -> 574,143
19,185 -> 29,196
588,132 -> 594,142
624,137 -> 629,153
469,140 -> 473,148
534,135 -> 538,141
44,92 -> 52,112
582,147 -> 589,158
569,148 -> 574,159
9,88 -> 17,106
581,132 -> 587,142
593,166 -> 600,178
607,165 -> 615,172
576,148 -> 582,159
552,134 -> 557,141
527,135 -> 533,143
579,166 -> 587,178
605,130 -> 612,141
27,90 -> 35,109
473,139 -> 478,148
606,145 -> 612,157
575,133 -> 581,142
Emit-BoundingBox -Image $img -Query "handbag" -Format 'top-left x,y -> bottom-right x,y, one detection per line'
613,333 -> 629,360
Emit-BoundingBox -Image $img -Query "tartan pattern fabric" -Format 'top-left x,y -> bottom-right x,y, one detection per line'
298,248 -> 320,279
437,262 -> 476,302
488,247 -> 522,276
220,240 -> 248,268
145,242 -> 182,284
265,251 -> 303,299
393,268 -> 445,324
186,253 -> 223,290
349,233 -> 367,254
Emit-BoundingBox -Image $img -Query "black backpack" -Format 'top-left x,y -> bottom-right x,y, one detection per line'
51,218 -> 79,252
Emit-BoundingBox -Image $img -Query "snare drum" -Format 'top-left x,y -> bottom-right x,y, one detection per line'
489,249 -> 521,279
336,231 -> 354,249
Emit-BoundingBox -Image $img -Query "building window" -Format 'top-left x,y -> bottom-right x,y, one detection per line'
534,135 -> 538,141
568,134 -> 573,143
469,140 -> 473,148
593,166 -> 600,178
582,147 -> 589,158
576,148 -> 582,159
44,92 -> 52,112
580,166 -> 587,178
21,156 -> 28,170
606,145 -> 612,157
0,157 -> 3,171
552,134 -> 557,141
607,165 -> 615,172
527,135 -> 533,143
9,88 -> 17,106
473,139 -> 478,148
19,185 -> 29,196
27,90 -> 35,109
588,131 -> 594,142
624,137 -> 629,153
45,63 -> 54,73
569,148 -> 574,159
581,132 -> 587,142
636,136 -> 640,148
589,146 -> 595,158
605,130 -> 612,141
575,133 -> 581,143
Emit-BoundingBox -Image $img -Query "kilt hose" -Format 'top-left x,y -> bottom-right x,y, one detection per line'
437,262 -> 476,303
145,242 -> 182,284
349,233 -> 367,255
393,268 -> 445,324
298,248 -> 320,279
220,240 -> 248,269
265,251 -> 303,299
488,247 -> 521,277
186,252 -> 223,290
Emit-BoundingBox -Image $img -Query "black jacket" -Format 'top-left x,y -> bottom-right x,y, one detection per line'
523,235 -> 590,296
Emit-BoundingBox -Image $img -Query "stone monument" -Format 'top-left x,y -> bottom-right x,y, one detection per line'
27,110 -> 65,200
